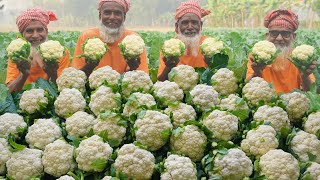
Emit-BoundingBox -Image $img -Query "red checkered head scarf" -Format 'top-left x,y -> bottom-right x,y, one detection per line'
175,0 -> 211,22
264,9 -> 299,32
98,0 -> 131,13
16,7 -> 57,33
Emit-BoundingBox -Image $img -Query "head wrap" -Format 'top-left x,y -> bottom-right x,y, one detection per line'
98,0 -> 131,13
175,0 -> 211,21
16,7 -> 57,33
264,9 -> 299,32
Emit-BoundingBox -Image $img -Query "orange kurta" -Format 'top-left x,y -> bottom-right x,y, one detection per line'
246,57 -> 315,93
72,28 -> 148,74
6,49 -> 70,85
158,36 -> 208,75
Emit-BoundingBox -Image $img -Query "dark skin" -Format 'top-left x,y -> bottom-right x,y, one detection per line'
158,13 -> 204,81
81,2 -> 139,77
248,26 -> 317,91
8,21 -> 58,93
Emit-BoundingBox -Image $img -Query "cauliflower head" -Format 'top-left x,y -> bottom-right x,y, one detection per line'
259,149 -> 300,180
56,67 -> 87,93
6,38 -> 31,63
121,70 -> 153,97
170,125 -> 207,162
119,34 -> 145,59
42,139 -> 76,177
162,39 -> 185,58
6,148 -> 43,180
39,40 -> 65,62
291,44 -> 315,71
161,154 -> 197,180
25,118 -> 62,150
168,65 -> 199,91
304,111 -> 320,136
54,88 -> 86,118
83,38 -> 108,63
241,125 -> 279,157
19,88 -> 48,114
190,84 -> 220,111
123,92 -> 156,117
218,94 -> 250,121
134,110 -> 173,151
164,103 -> 197,128
114,144 -> 155,180
88,66 -> 120,89
251,40 -> 277,65
281,92 -> 310,122
253,105 -> 290,132
66,111 -> 95,138
56,175 -> 75,180
211,68 -> 238,96
0,113 -> 27,138
242,77 -> 276,106
304,162 -> 320,180
75,135 -> 113,172
0,138 -> 11,175
153,81 -> 184,107
200,37 -> 225,58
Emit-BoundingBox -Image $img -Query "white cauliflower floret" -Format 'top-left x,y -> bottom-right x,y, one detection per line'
56,67 -> 87,92
119,34 -> 145,59
42,139 -> 76,177
190,84 -> 220,111
75,135 -> 113,172
211,68 -> 238,96
243,77 -> 276,106
0,138 -> 11,175
114,144 -> 155,180
203,110 -> 238,141
83,38 -> 108,63
200,37 -> 225,58
304,162 -> 320,180
54,88 -> 86,118
25,118 -> 62,150
210,148 -> 253,180
121,70 -> 153,97
168,65 -> 199,91
0,113 -> 27,138
162,39 -> 185,58
304,111 -> 320,136
291,44 -> 315,70
161,154 -> 197,180
56,175 -> 75,180
89,86 -> 121,116
6,148 -> 43,180
88,66 -> 120,89
6,38 -> 31,63
66,111 -> 95,138
19,88 -> 48,114
170,125 -> 207,162
102,176 -> 117,180
253,105 -> 290,132
259,149 -> 299,180
241,125 -> 279,157
290,130 -> 320,163
134,110 -> 173,151
39,40 -> 64,62
281,92 -> 310,122
153,81 -> 184,106
93,113 -> 126,146
164,103 -> 196,128
251,40 -> 277,65
123,92 -> 156,117
219,94 -> 250,120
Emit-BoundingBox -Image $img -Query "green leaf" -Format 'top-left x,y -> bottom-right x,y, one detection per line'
98,130 -> 109,142
231,109 -> 250,121
91,158 -> 108,171
0,84 -> 8,103
172,127 -> 184,137
160,129 -> 171,140
307,152 -> 317,162
35,78 -> 58,98
108,139 -> 120,147
316,129 -> 320,140
67,135 -> 80,148
209,53 -> 229,70
86,128 -> 94,137
117,119 -> 128,127
8,135 -> 26,152
168,69 -> 177,81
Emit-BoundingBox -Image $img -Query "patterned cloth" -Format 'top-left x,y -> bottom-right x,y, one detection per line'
98,0 -> 131,13
16,7 -> 57,33
264,9 -> 299,32
175,0 -> 211,21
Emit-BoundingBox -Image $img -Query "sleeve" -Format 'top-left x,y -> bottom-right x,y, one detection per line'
57,48 -> 70,77
136,48 -> 149,74
157,52 -> 166,76
5,58 -> 20,84
71,33 -> 87,69
246,55 -> 254,80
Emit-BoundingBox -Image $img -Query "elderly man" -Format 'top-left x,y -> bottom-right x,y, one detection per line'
72,0 -> 148,76
6,7 -> 70,93
246,9 -> 316,93
157,0 -> 211,81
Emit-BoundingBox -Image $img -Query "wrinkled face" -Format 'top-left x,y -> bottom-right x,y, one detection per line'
266,26 -> 296,49
22,21 -> 48,47
175,13 -> 202,37
99,2 -> 125,29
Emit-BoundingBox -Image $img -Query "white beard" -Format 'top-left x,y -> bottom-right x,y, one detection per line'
99,21 -> 124,43
177,29 -> 201,57
271,42 -> 293,71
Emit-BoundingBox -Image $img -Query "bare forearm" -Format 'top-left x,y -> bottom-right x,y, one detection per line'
8,73 -> 28,93
80,64 -> 96,77
301,75 -> 312,91
247,71 -> 262,81
157,66 -> 172,81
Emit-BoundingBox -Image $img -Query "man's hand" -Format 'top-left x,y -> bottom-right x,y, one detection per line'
204,56 -> 211,65
250,55 -> 266,77
164,56 -> 179,68
301,60 -> 317,79
126,57 -> 141,71
16,61 -> 31,76
81,59 -> 100,77
43,61 -> 59,82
